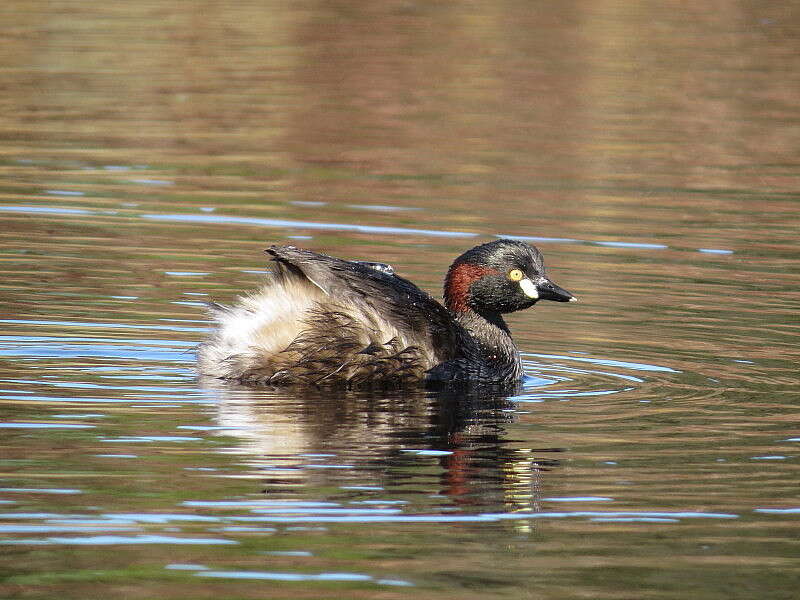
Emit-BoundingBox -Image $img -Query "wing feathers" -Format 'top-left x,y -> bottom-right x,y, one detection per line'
198,246 -> 468,387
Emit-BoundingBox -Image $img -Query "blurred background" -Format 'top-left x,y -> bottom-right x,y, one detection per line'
0,2 -> 798,599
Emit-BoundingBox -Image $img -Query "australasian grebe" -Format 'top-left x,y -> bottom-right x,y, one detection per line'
197,240 -> 576,387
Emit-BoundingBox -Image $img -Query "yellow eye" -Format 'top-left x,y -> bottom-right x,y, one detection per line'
508,269 -> 524,282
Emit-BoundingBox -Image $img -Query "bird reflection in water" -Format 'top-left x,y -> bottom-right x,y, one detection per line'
200,378 -> 563,517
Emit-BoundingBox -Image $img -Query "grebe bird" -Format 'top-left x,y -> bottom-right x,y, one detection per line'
197,240 -> 576,387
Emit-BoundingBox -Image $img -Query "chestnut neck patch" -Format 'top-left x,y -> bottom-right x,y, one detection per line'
444,262 -> 499,313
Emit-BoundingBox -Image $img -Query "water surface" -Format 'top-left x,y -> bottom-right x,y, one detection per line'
1,2 -> 799,599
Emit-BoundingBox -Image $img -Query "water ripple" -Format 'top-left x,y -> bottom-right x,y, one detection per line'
143,213 -> 478,238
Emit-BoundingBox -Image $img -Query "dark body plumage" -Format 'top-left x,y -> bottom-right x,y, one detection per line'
197,240 -> 575,388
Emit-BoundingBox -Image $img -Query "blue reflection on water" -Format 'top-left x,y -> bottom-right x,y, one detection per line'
0,488 -> 82,494
0,205 -> 91,214
0,535 -> 236,545
529,353 -> 678,373
0,423 -> 95,429
144,213 -> 479,238
195,570 -> 409,585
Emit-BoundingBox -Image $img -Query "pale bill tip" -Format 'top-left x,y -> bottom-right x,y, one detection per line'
568,296 -> 578,302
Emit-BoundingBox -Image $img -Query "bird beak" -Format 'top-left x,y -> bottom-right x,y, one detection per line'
536,278 -> 577,302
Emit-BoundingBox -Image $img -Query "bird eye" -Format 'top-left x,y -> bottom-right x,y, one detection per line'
508,269 -> 524,282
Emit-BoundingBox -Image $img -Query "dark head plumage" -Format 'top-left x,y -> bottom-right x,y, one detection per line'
444,239 -> 574,316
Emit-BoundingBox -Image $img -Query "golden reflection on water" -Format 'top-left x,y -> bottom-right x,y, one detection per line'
4,0 -> 797,190
1,2 -> 800,599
